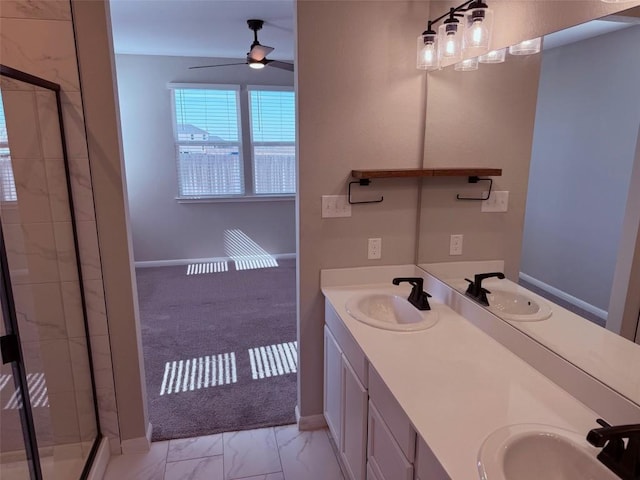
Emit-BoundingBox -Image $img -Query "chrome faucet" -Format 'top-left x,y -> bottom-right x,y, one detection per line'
392,277 -> 432,311
464,272 -> 505,306
587,419 -> 640,480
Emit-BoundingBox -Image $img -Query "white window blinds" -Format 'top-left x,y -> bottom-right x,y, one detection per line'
249,89 -> 296,195
173,88 -> 243,197
0,93 -> 17,202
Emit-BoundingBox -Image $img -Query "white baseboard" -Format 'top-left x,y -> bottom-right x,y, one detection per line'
120,423 -> 152,454
135,253 -> 297,268
295,405 -> 327,431
519,272 -> 608,321
87,438 -> 111,480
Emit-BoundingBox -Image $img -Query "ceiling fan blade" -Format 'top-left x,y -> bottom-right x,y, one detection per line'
267,60 -> 294,72
249,44 -> 275,61
189,62 -> 247,70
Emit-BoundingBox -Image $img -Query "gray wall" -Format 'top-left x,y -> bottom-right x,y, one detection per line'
115,54 -> 296,263
521,26 -> 640,311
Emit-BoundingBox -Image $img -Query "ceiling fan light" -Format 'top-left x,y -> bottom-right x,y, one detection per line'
248,59 -> 266,69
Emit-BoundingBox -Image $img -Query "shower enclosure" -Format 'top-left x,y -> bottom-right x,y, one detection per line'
0,65 -> 100,479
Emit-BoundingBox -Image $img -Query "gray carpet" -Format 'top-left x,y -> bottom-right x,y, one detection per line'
135,259 -> 297,441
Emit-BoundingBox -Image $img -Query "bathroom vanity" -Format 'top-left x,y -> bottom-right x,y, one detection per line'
321,264 -> 640,480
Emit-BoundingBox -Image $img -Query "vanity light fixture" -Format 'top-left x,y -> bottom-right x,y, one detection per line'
455,57 -> 479,71
417,0 -> 493,70
508,37 -> 542,55
478,47 -> 506,63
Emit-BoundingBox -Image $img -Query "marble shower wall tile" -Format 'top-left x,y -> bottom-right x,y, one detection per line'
0,1 -> 71,21
12,156 -> 53,224
3,222 -> 60,284
1,90 -> 41,158
67,156 -> 96,222
0,17 -> 80,91
82,278 -> 108,337
60,92 -> 89,159
35,90 -> 64,159
47,390 -> 81,444
60,280 -> 86,338
44,158 -> 72,223
13,282 -> 68,342
37,338 -> 74,394
96,387 -> 120,446
87,334 -> 115,393
52,220 -> 79,282
75,220 -> 102,280
74,387 -> 99,443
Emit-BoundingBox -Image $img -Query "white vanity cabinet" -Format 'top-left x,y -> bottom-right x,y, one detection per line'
324,301 -> 369,480
324,299 -> 448,480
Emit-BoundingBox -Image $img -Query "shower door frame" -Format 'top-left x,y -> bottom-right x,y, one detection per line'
0,64 -> 102,480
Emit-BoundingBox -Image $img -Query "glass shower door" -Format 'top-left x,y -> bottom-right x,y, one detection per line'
0,66 -> 100,479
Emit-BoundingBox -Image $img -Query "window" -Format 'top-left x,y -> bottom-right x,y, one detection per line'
171,84 -> 296,199
249,88 -> 296,195
0,92 -> 17,202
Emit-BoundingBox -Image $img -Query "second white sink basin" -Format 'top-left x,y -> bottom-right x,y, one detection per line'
345,293 -> 439,331
486,289 -> 552,322
478,424 -> 617,480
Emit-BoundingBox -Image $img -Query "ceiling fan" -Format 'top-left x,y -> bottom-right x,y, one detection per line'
190,19 -> 294,72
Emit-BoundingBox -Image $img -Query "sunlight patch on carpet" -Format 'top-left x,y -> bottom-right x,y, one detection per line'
186,261 -> 229,275
249,341 -> 298,380
160,353 -> 237,395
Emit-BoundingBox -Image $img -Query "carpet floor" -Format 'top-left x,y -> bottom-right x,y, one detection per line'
135,259 -> 297,441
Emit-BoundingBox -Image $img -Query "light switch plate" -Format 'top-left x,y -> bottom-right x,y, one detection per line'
368,238 -> 382,259
450,234 -> 463,256
322,195 -> 352,218
482,191 -> 509,213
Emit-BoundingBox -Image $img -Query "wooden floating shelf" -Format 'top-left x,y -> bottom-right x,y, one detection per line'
351,168 -> 502,179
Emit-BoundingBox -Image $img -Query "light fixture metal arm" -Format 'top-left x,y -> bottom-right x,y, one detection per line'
425,0 -> 475,28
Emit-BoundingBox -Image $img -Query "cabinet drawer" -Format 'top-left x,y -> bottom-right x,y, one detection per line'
368,401 -> 413,480
325,299 -> 368,387
368,367 -> 416,461
415,436 -> 450,480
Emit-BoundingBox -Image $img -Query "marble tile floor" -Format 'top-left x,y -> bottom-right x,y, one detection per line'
103,424 -> 346,480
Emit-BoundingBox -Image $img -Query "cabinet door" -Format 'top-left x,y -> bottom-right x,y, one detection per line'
324,326 -> 343,445
368,401 -> 413,480
341,357 -> 368,480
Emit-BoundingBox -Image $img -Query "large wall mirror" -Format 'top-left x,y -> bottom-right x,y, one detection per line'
417,4 -> 640,407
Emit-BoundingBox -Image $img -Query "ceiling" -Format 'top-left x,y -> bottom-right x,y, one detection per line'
108,0 -> 295,60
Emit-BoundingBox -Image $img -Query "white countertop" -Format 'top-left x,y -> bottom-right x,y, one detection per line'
321,265 -> 602,480
420,260 -> 640,408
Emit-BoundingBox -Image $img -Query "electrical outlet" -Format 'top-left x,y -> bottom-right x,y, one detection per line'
368,238 -> 382,260
482,191 -> 509,213
450,234 -> 463,256
322,195 -> 352,218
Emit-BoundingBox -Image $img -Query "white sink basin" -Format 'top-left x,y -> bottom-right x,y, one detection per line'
478,424 -> 617,480
486,289 -> 552,322
345,293 -> 439,331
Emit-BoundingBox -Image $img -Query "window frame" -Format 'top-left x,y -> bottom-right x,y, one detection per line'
169,83 -> 296,202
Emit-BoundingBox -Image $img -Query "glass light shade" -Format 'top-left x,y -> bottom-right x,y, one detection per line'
248,60 -> 265,69
478,47 -> 506,63
508,37 -> 542,55
464,7 -> 494,51
417,33 -> 439,70
438,22 -> 463,63
455,57 -> 479,71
